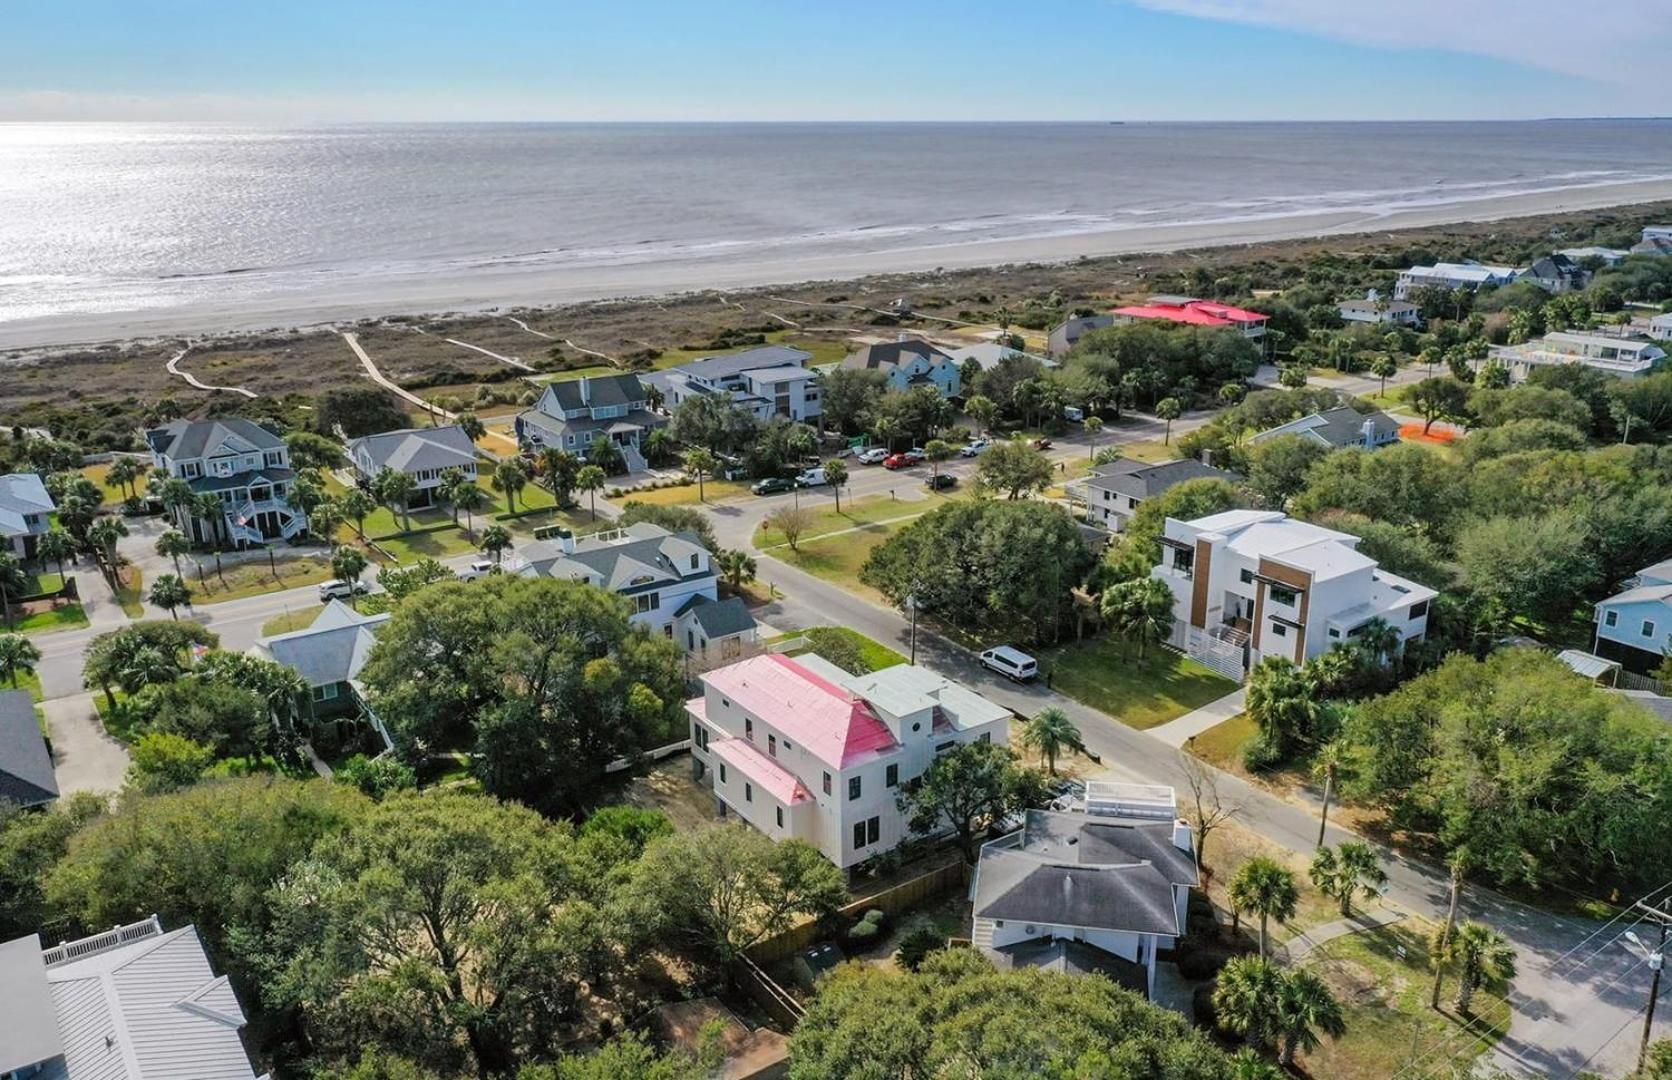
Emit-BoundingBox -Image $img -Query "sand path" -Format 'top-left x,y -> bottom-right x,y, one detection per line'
166,345 -> 258,398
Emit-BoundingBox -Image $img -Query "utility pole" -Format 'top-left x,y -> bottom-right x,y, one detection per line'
907,593 -> 919,666
1431,857 -> 1465,1010
1631,898 -> 1672,1075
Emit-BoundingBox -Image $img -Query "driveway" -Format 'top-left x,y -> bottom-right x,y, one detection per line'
42,692 -> 129,795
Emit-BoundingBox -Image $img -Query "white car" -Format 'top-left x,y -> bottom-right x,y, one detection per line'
857,447 -> 890,465
795,467 -> 828,487
979,645 -> 1039,682
456,559 -> 496,582
960,439 -> 991,457
318,579 -> 369,602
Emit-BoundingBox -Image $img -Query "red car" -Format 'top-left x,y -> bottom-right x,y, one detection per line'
883,448 -> 926,470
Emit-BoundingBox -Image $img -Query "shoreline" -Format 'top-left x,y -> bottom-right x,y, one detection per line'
5,177 -> 1672,354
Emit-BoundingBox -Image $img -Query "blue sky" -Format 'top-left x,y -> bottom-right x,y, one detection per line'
3,0 -> 1666,122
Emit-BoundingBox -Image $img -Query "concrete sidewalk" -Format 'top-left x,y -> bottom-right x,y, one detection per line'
1148,687 -> 1246,747
1277,907 -> 1407,964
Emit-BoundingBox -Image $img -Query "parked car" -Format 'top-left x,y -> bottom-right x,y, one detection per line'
960,438 -> 990,457
318,579 -> 369,602
925,474 -> 957,491
456,559 -> 496,582
795,467 -> 828,487
751,476 -> 796,495
857,447 -> 891,465
1031,438 -> 1054,451
1063,406 -> 1085,423
883,452 -> 917,470
979,645 -> 1039,682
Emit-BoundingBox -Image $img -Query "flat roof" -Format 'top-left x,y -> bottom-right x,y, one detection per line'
0,934 -> 61,1075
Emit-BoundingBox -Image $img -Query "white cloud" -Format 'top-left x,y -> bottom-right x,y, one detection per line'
1130,0 -> 1671,86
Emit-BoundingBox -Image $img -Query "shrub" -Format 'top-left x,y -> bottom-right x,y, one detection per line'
1193,982 -> 1219,1028
1175,944 -> 1229,981
895,926 -> 948,971
1241,732 -> 1284,772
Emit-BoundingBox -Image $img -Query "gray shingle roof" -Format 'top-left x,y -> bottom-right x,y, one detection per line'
517,522 -> 712,593
1084,457 -> 1240,501
144,417 -> 284,461
841,339 -> 953,372
535,373 -> 650,415
0,690 -> 57,808
256,602 -> 389,689
348,425 -> 479,475
185,466 -> 295,495
676,594 -> 757,639
0,473 -> 54,537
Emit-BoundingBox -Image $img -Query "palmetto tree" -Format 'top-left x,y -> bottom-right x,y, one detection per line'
37,530 -> 74,581
119,646 -> 177,693
537,446 -> 581,506
1274,968 -> 1345,1066
576,465 -> 607,521
716,549 -> 756,593
308,501 -> 346,549
451,482 -> 489,533
155,528 -> 191,579
0,552 -> 21,628
1099,577 -> 1176,662
1020,707 -> 1082,775
148,573 -> 193,620
191,492 -> 226,549
1213,955 -> 1283,1053
491,459 -> 528,515
824,458 -> 849,513
1435,921 -> 1516,1016
1312,741 -> 1347,848
373,467 -> 417,533
340,487 -> 376,541
105,456 -> 145,501
1082,415 -> 1104,459
924,439 -> 954,486
330,547 -> 369,610
1370,354 -> 1398,397
682,448 -> 718,503
87,516 -> 129,585
158,477 -> 195,534
0,633 -> 41,688
1310,840 -> 1387,917
965,394 -> 998,434
1155,396 -> 1182,443
437,468 -> 469,526
1227,856 -> 1299,959
455,410 -> 486,443
479,524 -> 512,565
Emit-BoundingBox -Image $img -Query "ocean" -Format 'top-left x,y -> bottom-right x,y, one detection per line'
4,120 -> 1672,338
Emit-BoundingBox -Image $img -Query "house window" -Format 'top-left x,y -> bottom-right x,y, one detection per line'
718,763 -> 727,783
1644,620 -> 1658,639
1172,548 -> 1194,577
867,816 -> 879,845
1605,611 -> 1618,628
744,783 -> 753,803
687,630 -> 695,650
1409,600 -> 1429,620
635,592 -> 661,613
1270,623 -> 1288,638
1270,585 -> 1299,607
848,776 -> 861,801
853,822 -> 867,850
1328,628 -> 1341,639
745,718 -> 753,741
768,734 -> 777,757
311,683 -> 339,702
776,807 -> 783,828
690,553 -> 699,570
1240,568 -> 1254,585
885,764 -> 898,788
935,740 -> 955,753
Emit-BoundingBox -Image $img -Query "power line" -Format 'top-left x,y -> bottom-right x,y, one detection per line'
1546,878 -> 1672,975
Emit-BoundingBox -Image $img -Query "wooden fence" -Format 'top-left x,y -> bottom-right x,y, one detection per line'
747,859 -> 968,965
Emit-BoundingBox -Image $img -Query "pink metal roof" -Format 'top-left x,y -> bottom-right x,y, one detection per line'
703,653 -> 896,769
710,738 -> 812,804
1112,300 -> 1268,327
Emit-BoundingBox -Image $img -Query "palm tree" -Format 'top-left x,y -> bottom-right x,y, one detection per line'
965,394 -> 998,435
0,634 -> 41,688
1246,656 -> 1318,759
682,448 -> 718,503
576,464 -> 607,521
1310,841 -> 1386,917
37,530 -> 74,581
824,458 -> 849,513
924,439 -> 954,487
479,524 -> 513,565
1227,1049 -> 1282,1080
716,549 -> 757,594
191,491 -> 226,550
455,410 -> 486,444
119,646 -> 177,693
437,468 -> 469,526
340,487 -> 376,540
1352,616 -> 1401,667
87,516 -> 129,585
155,528 -> 191,579
1312,741 -> 1346,848
0,552 -> 20,629
1431,847 -> 1471,1010
373,467 -> 417,533
1273,969 -> 1345,1066
148,573 -> 193,620
1155,396 -> 1182,443
1436,922 -> 1516,1016
1227,857 -> 1300,959
105,456 -> 145,501
452,482 -> 489,533
1099,577 -> 1176,662
1083,415 -> 1103,459
330,547 -> 369,610
1213,955 -> 1283,1053
308,500 -> 346,549
1020,707 -> 1082,775
491,459 -> 528,515
1370,354 -> 1398,397
156,478 -> 193,536
537,447 -> 580,506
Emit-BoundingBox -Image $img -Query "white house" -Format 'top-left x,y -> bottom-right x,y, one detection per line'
1485,331 -> 1666,383
1393,261 -> 1520,300
1557,246 -> 1630,267
1153,509 -> 1437,677
1645,313 -> 1672,342
0,472 -> 55,559
1337,290 -> 1421,327
971,783 -> 1197,999
687,654 -> 1010,870
841,338 -> 961,398
1068,456 -> 1240,533
645,345 -> 823,423
515,374 -> 665,472
145,418 -> 306,547
0,916 -> 265,1080
511,522 -> 752,652
1593,558 -> 1672,676
1247,406 -> 1402,451
347,424 -> 479,507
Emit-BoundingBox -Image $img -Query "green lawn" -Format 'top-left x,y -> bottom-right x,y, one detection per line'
2,669 -> 44,702
11,603 -> 90,636
755,492 -> 952,548
788,626 -> 907,672
622,479 -> 753,508
1186,712 -> 1257,771
370,526 -> 480,564
94,690 -> 137,742
1298,918 -> 1511,1080
261,605 -> 325,636
190,556 -> 334,604
1041,635 -> 1237,729
113,566 -> 145,618
19,571 -> 65,598
768,525 -> 896,603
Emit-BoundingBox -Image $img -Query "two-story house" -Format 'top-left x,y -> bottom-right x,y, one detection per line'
1485,331 -> 1666,383
646,345 -> 823,423
840,337 -> 961,398
1593,558 -> 1672,675
1247,405 -> 1401,451
346,424 -> 480,507
1523,253 -> 1590,294
971,782 -> 1197,999
510,522 -> 754,651
687,654 -> 1011,870
1337,290 -> 1421,327
0,472 -> 55,559
1068,456 -> 1241,533
1047,314 -> 1116,358
144,418 -> 305,547
1110,296 -> 1269,341
514,373 -> 665,472
1152,509 -> 1437,678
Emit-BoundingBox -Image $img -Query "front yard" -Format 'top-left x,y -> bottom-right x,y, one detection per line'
1041,635 -> 1237,729
754,491 -> 951,549
188,554 -> 334,604
9,602 -> 89,636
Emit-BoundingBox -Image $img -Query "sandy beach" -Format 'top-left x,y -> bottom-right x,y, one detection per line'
5,177 -> 1672,354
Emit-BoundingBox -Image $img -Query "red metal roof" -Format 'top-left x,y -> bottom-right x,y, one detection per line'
1112,300 -> 1268,327
703,653 -> 897,769
710,738 -> 813,803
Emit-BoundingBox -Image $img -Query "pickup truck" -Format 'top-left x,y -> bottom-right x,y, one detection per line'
456,560 -> 497,582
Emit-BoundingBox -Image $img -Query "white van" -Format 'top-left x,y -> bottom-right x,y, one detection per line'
795,467 -> 828,487
1063,406 -> 1085,423
979,645 -> 1039,682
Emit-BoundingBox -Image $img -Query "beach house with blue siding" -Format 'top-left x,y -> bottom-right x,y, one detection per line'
840,337 -> 961,398
1594,559 -> 1672,675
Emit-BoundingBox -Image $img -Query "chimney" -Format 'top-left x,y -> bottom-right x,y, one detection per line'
1362,418 -> 1377,446
1200,448 -> 1214,468
556,527 -> 575,555
1366,287 -> 1379,302
1172,818 -> 1194,855
897,332 -> 910,344
578,377 -> 591,406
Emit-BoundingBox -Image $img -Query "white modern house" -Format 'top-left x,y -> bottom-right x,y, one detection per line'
1393,261 -> 1520,300
841,338 -> 961,398
1337,290 -> 1421,327
1650,313 -> 1672,343
1153,509 -> 1437,677
687,654 -> 1011,870
1484,331 -> 1666,383
515,374 -> 665,472
0,916 -> 265,1080
1247,406 -> 1402,450
511,522 -> 754,653
1593,558 -> 1672,676
645,345 -> 823,423
971,783 -> 1197,999
0,472 -> 55,559
145,418 -> 306,547
347,424 -> 479,507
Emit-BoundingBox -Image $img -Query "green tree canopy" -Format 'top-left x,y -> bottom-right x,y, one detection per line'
898,741 -> 1051,863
